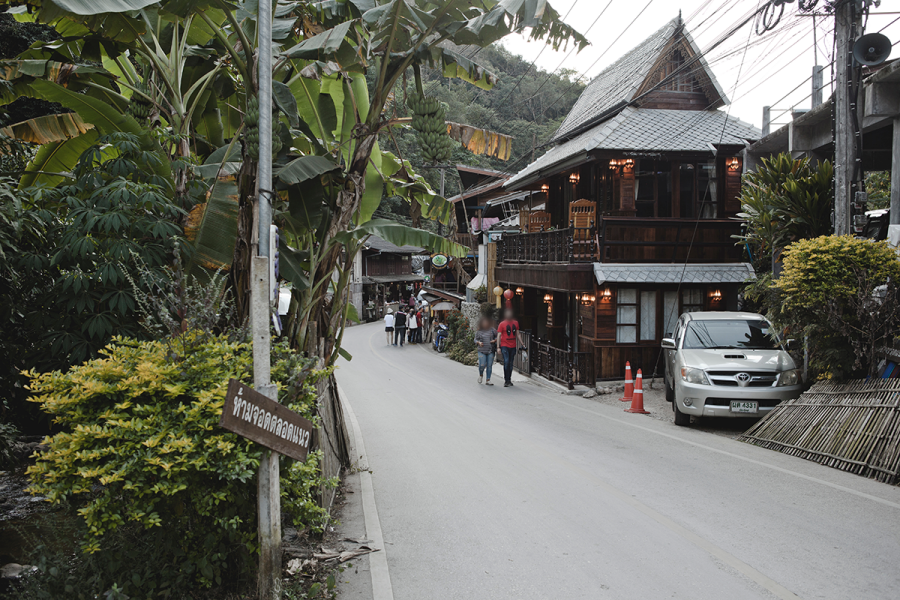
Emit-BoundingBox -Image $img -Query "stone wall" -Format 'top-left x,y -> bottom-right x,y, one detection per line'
460,301 -> 482,331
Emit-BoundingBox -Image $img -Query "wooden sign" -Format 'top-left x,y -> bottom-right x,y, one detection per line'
220,379 -> 314,462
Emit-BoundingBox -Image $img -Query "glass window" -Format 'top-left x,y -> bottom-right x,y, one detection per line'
683,289 -> 704,313
616,288 -> 637,343
698,161 -> 717,219
663,291 -> 679,337
640,291 -> 657,340
679,164 -> 695,218
683,319 -> 779,350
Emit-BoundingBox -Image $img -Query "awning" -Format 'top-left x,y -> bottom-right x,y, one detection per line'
431,302 -> 456,311
594,263 -> 756,285
466,273 -> 487,291
363,274 -> 425,285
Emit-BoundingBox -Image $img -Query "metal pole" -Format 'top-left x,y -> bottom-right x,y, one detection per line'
812,65 -> 824,108
762,106 -> 771,137
438,167 -> 445,236
255,0 -> 280,597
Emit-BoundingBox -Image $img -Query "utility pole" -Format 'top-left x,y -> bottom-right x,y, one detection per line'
255,0 -> 281,597
812,65 -> 824,108
834,0 -> 863,236
438,167 -> 445,236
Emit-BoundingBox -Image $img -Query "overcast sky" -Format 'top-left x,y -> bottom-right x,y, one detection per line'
500,0 -> 900,130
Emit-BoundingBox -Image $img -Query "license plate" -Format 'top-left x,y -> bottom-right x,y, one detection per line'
730,401 -> 758,414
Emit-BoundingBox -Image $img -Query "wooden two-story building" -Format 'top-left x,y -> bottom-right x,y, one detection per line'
497,16 -> 760,384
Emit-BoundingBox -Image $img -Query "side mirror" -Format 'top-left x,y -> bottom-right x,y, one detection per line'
785,339 -> 798,350
661,338 -> 676,350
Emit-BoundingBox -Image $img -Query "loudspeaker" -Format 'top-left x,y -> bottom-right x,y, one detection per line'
852,33 -> 892,67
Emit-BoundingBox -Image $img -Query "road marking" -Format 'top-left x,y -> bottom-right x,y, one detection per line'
336,381 -> 394,600
550,396 -> 900,511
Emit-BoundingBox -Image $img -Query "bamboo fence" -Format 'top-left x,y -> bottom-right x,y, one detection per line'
739,379 -> 900,485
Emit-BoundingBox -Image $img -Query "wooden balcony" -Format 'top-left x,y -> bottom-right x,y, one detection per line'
497,218 -> 743,265
497,225 -> 598,265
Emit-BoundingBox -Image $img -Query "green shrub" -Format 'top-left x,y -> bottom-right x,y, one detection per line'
755,235 -> 900,379
0,420 -> 18,468
24,332 -> 330,596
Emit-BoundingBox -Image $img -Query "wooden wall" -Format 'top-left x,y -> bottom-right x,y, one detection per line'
638,89 -> 710,111
363,253 -> 411,276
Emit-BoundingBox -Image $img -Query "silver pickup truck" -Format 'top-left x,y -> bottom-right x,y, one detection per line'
661,311 -> 804,426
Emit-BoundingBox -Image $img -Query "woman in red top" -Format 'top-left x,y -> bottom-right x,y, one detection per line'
497,308 -> 519,387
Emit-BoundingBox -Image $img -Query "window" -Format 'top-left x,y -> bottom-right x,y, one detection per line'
660,51 -> 701,92
697,161 -> 717,219
640,291 -> 657,340
616,288 -> 637,343
683,289 -> 704,313
663,291 -> 679,337
683,319 -> 778,350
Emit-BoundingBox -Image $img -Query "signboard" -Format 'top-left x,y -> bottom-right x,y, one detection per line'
431,253 -> 449,269
220,379 -> 314,462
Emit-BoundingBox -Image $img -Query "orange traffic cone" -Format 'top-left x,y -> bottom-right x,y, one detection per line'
619,361 -> 634,402
625,369 -> 650,414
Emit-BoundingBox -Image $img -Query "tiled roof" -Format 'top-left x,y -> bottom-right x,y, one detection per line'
552,19 -> 679,141
594,263 -> 756,285
506,107 -> 761,189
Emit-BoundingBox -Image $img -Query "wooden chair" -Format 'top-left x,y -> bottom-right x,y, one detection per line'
569,199 -> 597,259
527,210 -> 551,233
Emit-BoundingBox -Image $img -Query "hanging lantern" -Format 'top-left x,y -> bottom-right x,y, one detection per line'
493,285 -> 504,309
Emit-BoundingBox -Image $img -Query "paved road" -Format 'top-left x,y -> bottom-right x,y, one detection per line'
337,323 -> 900,600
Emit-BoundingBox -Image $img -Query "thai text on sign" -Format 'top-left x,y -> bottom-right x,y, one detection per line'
220,379 -> 314,462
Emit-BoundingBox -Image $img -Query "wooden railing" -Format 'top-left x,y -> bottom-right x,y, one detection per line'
598,217 -> 743,263
455,233 -> 478,251
532,339 -> 595,390
497,224 -> 597,265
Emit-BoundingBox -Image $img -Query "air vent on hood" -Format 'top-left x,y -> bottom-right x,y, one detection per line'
724,354 -> 746,360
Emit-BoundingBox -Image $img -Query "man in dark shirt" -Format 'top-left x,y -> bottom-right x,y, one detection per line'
393,308 -> 407,347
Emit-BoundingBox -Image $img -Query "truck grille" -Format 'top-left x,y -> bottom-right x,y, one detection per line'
706,371 -> 778,387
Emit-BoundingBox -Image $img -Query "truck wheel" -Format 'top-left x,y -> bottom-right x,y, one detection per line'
665,377 -> 674,402
673,398 -> 691,427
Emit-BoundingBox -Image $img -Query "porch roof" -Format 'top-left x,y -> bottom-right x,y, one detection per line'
506,107 -> 760,190
363,274 -> 425,285
593,263 -> 756,285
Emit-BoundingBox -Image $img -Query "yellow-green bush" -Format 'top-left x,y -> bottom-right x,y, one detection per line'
24,333 -> 331,596
768,235 -> 900,378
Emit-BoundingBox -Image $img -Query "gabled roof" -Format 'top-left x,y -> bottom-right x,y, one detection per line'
552,16 -> 728,143
362,235 -> 424,255
506,107 -> 760,189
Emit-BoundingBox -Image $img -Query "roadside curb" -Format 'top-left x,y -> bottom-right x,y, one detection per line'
336,380 -> 395,600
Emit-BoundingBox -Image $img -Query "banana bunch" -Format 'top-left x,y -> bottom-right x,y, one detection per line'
407,93 -> 453,163
127,82 -> 153,123
245,96 -> 260,160
244,96 -> 287,160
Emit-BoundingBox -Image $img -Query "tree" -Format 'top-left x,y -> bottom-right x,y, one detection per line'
736,153 -> 833,275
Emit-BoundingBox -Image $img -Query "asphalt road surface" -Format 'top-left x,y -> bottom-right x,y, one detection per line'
336,323 -> 900,600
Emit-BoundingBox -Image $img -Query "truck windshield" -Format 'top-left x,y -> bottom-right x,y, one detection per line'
683,319 -> 779,350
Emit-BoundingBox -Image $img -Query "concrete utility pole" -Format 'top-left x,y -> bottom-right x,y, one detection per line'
255,0 -> 281,597
891,117 -> 900,242
834,1 -> 863,236
812,65 -> 824,108
762,106 -> 771,137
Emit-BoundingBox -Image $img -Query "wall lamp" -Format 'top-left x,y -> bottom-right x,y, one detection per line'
728,157 -> 741,171
601,287 -> 612,300
569,172 -> 580,184
540,183 -> 550,193
580,293 -> 596,306
711,289 -> 723,301
516,287 -> 524,295
543,293 -> 553,304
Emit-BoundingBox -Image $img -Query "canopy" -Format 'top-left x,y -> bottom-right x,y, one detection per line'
594,263 -> 755,285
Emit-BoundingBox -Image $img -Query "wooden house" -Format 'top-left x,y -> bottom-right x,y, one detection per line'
498,16 -> 761,385
350,235 -> 425,322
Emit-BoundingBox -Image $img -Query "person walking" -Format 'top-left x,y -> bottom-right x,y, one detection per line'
393,308 -> 407,347
416,308 -> 425,343
407,309 -> 418,344
383,309 -> 395,345
497,308 -> 519,387
474,316 -> 498,385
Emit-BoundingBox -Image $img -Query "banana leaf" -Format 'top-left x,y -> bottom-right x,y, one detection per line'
19,130 -> 99,188
184,176 -> 240,273
28,79 -> 143,136
335,219 -> 469,257
0,113 -> 94,144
